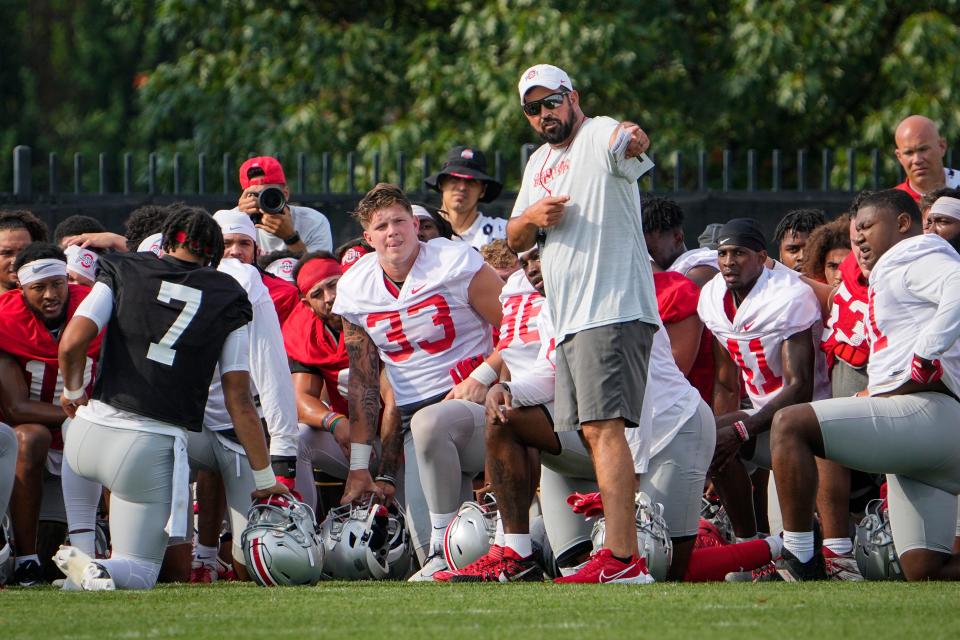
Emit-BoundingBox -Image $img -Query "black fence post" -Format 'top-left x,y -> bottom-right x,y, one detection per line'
124,153 -> 133,195
495,151 -> 503,185
372,152 -> 381,186
297,152 -> 306,194
13,145 -> 31,199
871,149 -> 880,190
420,153 -> 430,194
747,149 -> 757,192
347,152 -> 356,194
520,143 -> 536,170
198,153 -> 207,194
99,152 -> 108,194
48,152 -> 58,195
648,151 -> 657,192
148,152 -> 157,194
821,149 -> 833,191
673,151 -> 682,192
846,148 -> 856,192
173,153 -> 182,194
722,149 -> 731,192
222,153 -> 232,195
322,152 -> 331,193
74,153 -> 84,194
396,151 -> 406,191
772,149 -> 781,192
697,150 -> 707,192
797,149 -> 807,192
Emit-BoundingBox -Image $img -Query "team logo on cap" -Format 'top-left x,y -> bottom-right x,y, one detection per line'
527,69 -> 537,79
79,253 -> 94,268
461,149 -> 474,160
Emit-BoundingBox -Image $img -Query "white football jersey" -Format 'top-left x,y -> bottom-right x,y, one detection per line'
669,247 -> 718,276
699,267 -> 826,410
866,234 -> 960,396
454,213 -> 507,250
333,238 -> 493,407
498,269 -> 545,381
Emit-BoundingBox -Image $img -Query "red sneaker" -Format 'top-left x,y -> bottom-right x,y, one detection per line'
554,548 -> 654,584
449,546 -> 543,583
434,545 -> 504,582
190,562 -> 217,584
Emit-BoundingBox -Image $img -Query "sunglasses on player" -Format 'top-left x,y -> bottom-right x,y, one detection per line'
522,91 -> 569,116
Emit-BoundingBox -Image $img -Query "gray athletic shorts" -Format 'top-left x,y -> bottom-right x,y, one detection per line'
554,320 -> 656,432
811,392 -> 960,555
187,428 -> 256,563
65,417 -> 181,564
831,359 -> 868,398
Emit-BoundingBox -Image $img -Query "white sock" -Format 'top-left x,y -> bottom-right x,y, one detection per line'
429,511 -> 457,555
824,537 -> 853,556
69,531 -> 97,557
783,530 -> 815,563
194,543 -> 218,567
504,533 -> 532,559
15,554 -> 39,568
765,535 -> 784,559
494,515 -> 505,547
96,554 -> 161,590
735,534 -> 758,543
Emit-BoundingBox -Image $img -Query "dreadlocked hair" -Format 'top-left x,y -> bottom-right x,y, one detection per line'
160,204 -> 224,267
773,208 -> 826,246
640,195 -> 684,233
801,214 -> 852,283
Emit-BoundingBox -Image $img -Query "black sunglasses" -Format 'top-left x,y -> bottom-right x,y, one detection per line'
522,91 -> 569,116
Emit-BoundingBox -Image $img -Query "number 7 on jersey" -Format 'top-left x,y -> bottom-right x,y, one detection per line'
147,281 -> 203,366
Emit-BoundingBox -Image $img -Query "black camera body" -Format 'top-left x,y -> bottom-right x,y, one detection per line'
250,186 -> 287,225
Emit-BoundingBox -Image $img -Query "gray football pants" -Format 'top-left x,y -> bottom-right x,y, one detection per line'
186,428 -> 258,564
404,399 -> 486,562
0,423 -> 17,522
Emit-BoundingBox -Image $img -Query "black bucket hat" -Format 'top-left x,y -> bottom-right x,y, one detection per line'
424,146 -> 503,203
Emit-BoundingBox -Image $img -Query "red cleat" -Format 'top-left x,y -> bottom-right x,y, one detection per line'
554,549 -> 654,584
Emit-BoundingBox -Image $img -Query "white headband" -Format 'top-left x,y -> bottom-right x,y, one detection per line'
929,196 -> 960,222
137,232 -> 164,256
17,258 -> 68,287
64,246 -> 99,282
265,257 -> 297,282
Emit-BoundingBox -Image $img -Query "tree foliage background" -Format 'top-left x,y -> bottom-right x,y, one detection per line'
3,0 -> 960,191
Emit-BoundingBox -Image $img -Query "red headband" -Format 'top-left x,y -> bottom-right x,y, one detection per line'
296,258 -> 341,293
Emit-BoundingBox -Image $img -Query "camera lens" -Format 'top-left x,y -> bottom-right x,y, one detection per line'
258,187 -> 286,214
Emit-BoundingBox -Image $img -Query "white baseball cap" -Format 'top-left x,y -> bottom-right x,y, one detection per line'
64,245 -> 99,282
137,232 -> 163,256
213,209 -> 257,241
265,256 -> 297,282
411,205 -> 433,220
518,64 -> 574,104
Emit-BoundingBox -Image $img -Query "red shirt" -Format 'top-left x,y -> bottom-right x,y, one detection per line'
894,180 -> 921,203
261,271 -> 299,324
282,301 -> 349,415
653,271 -> 713,403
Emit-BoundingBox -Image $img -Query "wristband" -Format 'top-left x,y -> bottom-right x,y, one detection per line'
375,474 -> 397,487
283,231 -> 301,246
732,420 -> 750,443
468,362 -> 498,386
63,387 -> 85,401
252,466 -> 278,490
321,412 -> 346,433
350,443 -> 373,471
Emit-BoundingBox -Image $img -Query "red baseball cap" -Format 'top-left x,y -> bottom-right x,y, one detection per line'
239,156 -> 286,190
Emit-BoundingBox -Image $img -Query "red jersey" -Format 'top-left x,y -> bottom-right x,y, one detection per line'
282,300 -> 349,415
821,252 -> 869,370
262,270 -> 299,324
653,271 -> 713,403
0,284 -> 102,414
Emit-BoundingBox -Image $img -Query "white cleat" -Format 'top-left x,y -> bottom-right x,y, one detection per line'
408,553 -> 449,582
53,545 -> 115,591
80,562 -> 116,591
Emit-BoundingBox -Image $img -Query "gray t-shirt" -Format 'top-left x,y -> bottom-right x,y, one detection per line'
511,116 -> 659,342
229,205 -> 333,254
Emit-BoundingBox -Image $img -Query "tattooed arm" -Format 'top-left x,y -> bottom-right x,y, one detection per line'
375,372 -> 403,505
341,319 -> 384,504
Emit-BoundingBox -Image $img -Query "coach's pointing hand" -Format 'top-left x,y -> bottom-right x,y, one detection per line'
522,195 -> 569,229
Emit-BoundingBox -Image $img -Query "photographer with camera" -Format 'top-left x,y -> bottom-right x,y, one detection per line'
236,156 -> 333,257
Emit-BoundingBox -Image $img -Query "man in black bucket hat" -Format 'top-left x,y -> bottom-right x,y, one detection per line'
424,146 -> 506,249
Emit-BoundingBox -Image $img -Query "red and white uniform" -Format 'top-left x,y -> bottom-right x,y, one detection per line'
498,269 -> 546,381
669,247 -> 718,276
865,234 -> 960,396
283,300 -> 349,415
822,252 -> 870,371
699,267 -> 827,410
654,270 -> 714,402
333,238 -> 492,407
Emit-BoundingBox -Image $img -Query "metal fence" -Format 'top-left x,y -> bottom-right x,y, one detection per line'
5,144 -> 930,201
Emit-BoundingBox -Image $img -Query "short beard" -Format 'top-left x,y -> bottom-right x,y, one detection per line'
538,114 -> 575,145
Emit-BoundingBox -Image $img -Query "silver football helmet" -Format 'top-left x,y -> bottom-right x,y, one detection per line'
591,492 -> 673,581
442,493 -> 498,571
241,494 -> 324,587
700,496 -> 735,545
320,498 -> 409,580
855,499 -> 904,581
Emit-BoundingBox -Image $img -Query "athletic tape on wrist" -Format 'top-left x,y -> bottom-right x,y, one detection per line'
252,466 -> 278,491
468,362 -> 498,386
63,387 -> 85,401
350,443 -> 373,471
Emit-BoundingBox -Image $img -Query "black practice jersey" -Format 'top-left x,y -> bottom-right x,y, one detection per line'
93,253 -> 252,431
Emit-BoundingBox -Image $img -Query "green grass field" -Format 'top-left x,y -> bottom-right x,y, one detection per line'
2,581 -> 958,639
